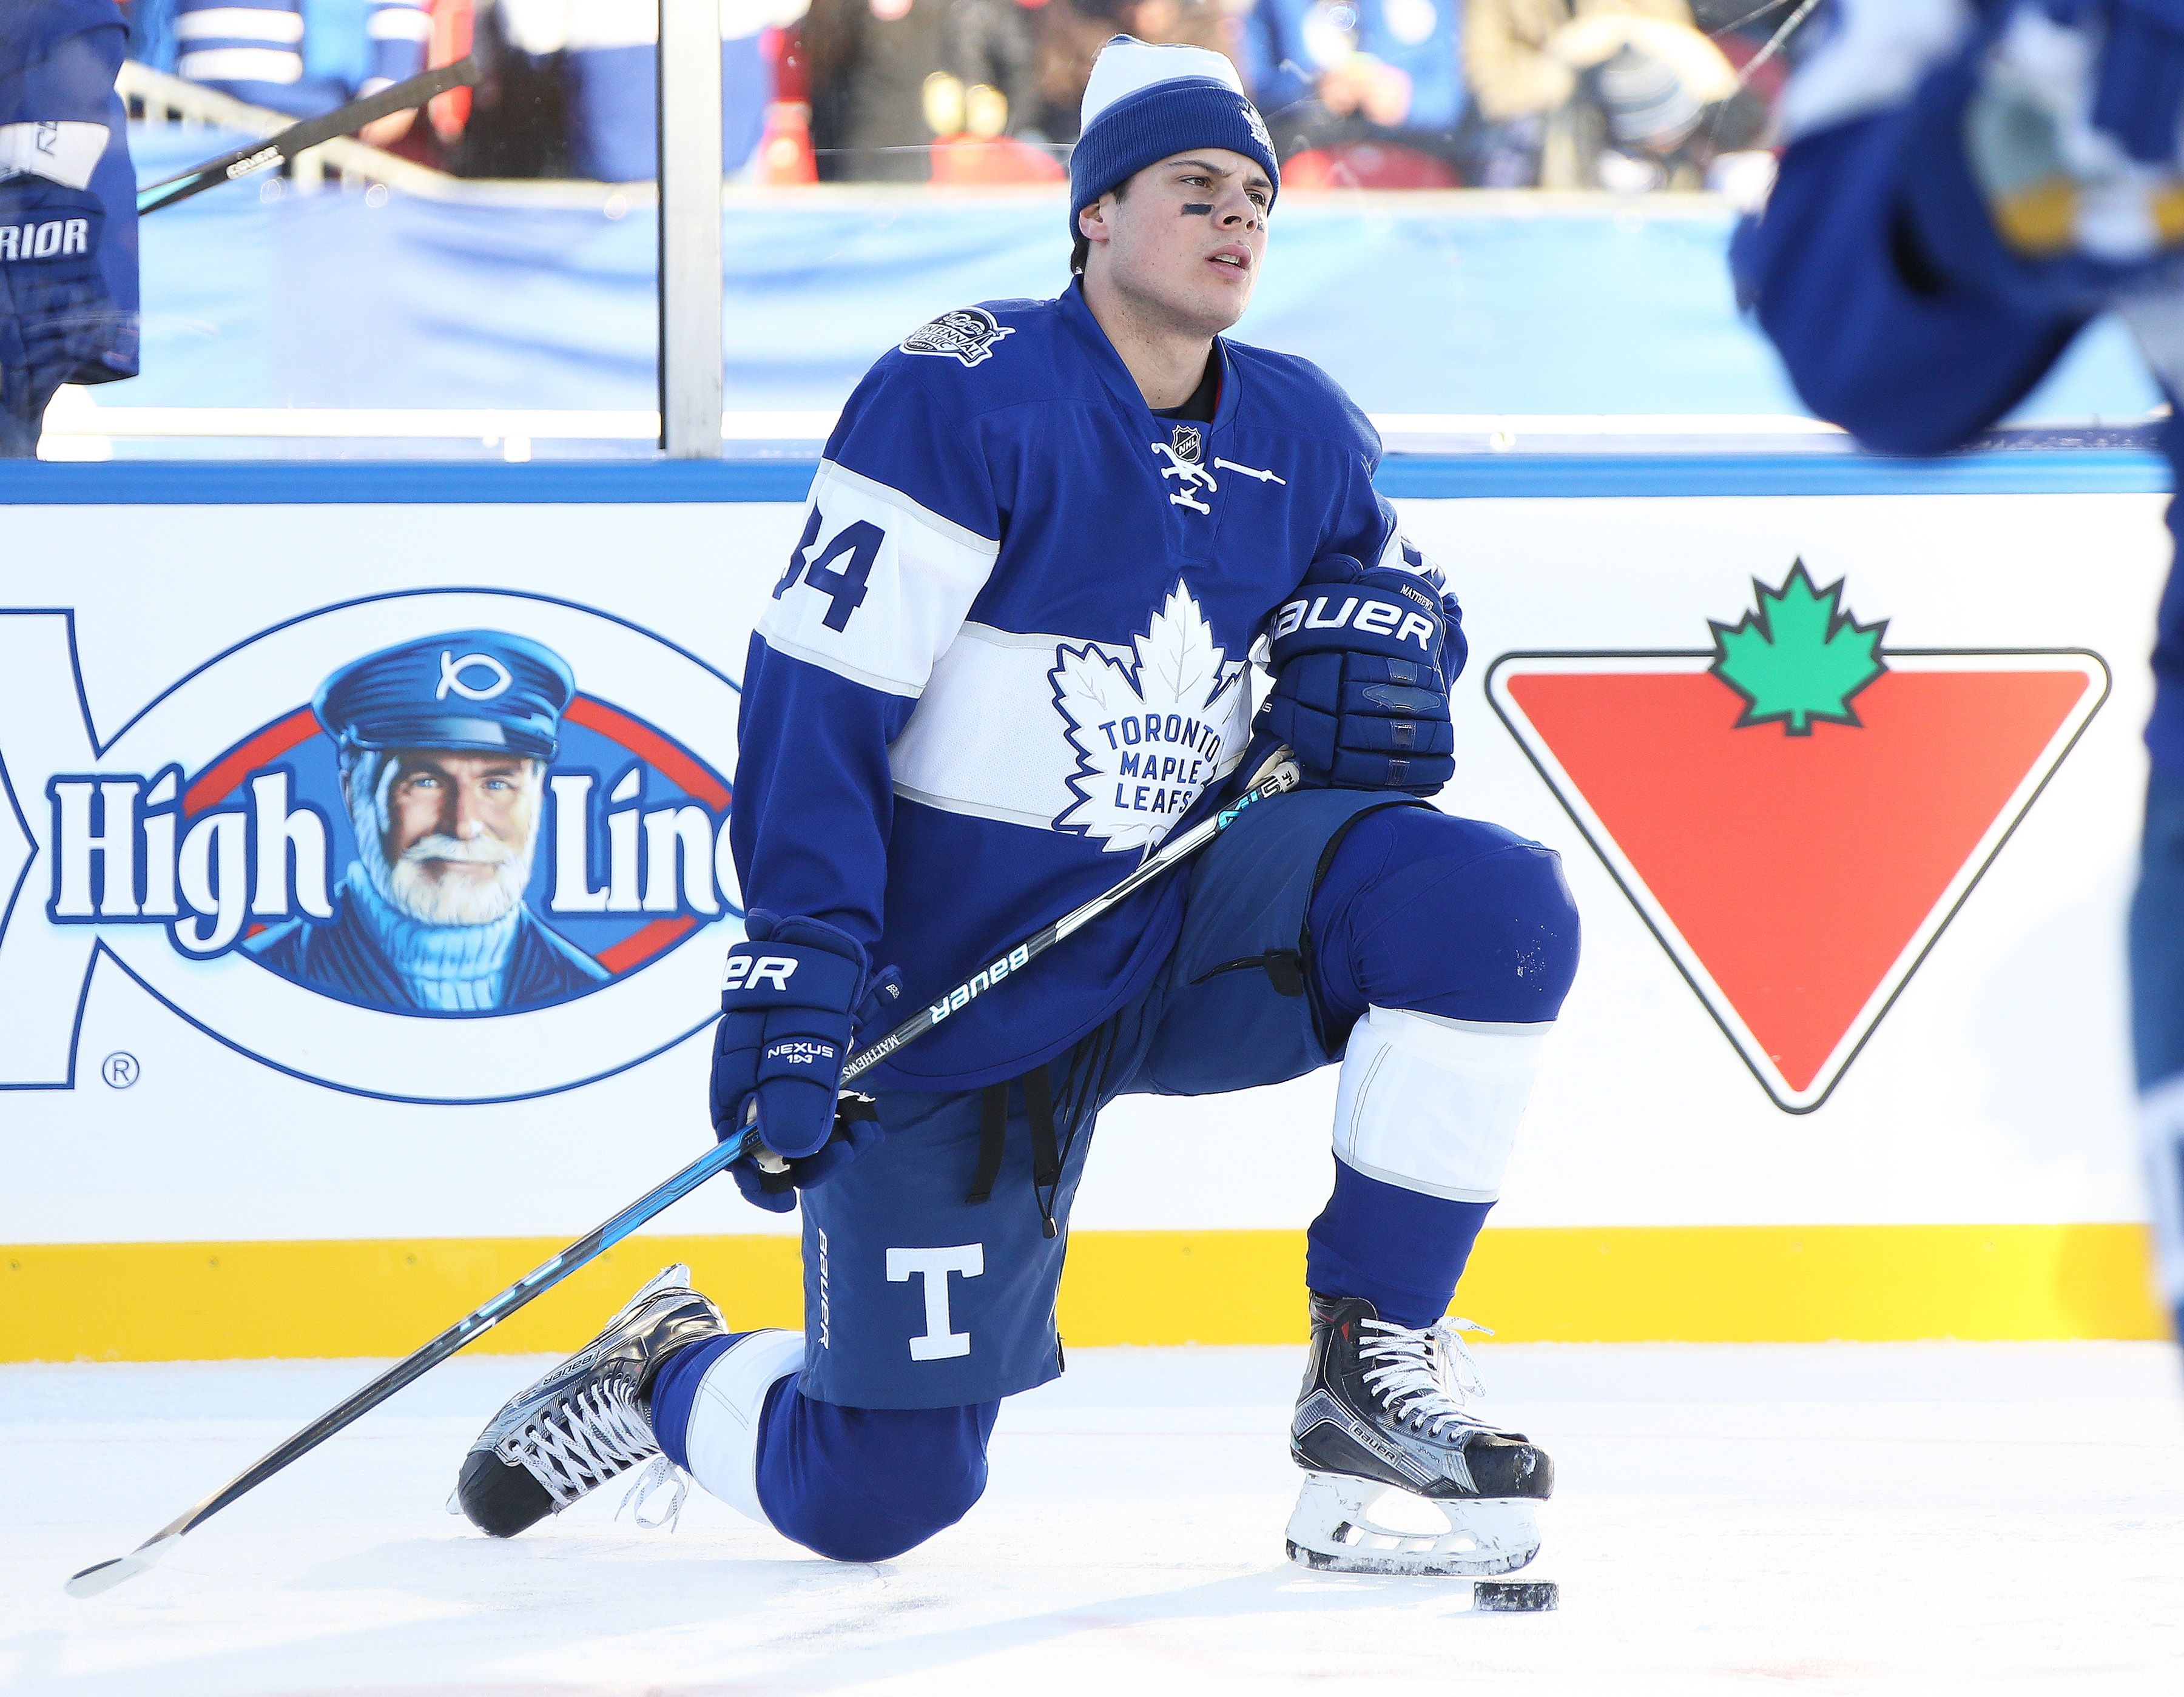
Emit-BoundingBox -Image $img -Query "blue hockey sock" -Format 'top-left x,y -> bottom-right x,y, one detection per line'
1307,1157 -> 1492,1331
647,1332 -> 736,1471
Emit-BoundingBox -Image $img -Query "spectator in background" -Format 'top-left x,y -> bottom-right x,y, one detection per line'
1462,0 -> 1734,189
802,0 -> 952,181
914,0 -> 1064,181
2,0 -> 139,457
490,0 -> 803,182
1031,0 -> 1239,145
1242,0 -> 1469,187
172,0 -> 433,144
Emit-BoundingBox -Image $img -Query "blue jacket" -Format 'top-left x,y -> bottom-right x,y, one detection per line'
733,277 -> 1436,1090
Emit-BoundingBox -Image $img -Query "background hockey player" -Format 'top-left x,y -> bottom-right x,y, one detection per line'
456,36 -> 1580,1573
170,0 -> 433,144
1731,0 -> 2184,1353
0,0 -> 138,458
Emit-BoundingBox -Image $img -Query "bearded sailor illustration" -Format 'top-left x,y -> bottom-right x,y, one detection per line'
245,631 -> 609,1014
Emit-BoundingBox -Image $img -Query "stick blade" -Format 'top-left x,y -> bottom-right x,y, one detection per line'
65,1534 -> 178,1598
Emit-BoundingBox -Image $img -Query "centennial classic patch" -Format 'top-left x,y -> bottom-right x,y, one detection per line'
900,307 -> 1015,368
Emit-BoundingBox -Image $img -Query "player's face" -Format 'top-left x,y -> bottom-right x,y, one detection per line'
1085,149 -> 1271,334
378,751 -> 543,903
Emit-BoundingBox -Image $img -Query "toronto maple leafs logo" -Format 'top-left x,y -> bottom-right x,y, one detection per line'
1048,582 -> 1249,854
1241,99 -> 1274,159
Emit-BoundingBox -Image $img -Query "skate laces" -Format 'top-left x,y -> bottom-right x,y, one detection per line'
1357,1317 -> 1494,1439
497,1377 -> 659,1509
618,1454 -> 690,1531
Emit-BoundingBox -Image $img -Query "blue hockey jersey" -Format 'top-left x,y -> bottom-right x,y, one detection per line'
733,278 -> 1425,1091
1731,0 -> 2184,776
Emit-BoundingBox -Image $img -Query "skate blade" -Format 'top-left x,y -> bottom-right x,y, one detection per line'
1284,1474 -> 1540,1578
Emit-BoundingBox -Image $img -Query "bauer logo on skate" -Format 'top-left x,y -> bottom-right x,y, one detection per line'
0,592 -> 747,1102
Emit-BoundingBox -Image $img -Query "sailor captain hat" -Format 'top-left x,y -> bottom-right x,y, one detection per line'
1068,35 -> 1278,237
314,630 -> 577,762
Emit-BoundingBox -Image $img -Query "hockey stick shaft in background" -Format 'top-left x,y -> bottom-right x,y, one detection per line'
135,57 -> 480,217
64,749 -> 1299,1598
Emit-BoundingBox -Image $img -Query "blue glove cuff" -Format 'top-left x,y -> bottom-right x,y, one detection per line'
722,910 -> 868,1013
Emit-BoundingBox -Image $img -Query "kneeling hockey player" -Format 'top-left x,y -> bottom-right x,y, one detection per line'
455,36 -> 1581,1575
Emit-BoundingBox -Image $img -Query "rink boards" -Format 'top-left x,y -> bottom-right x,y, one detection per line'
0,452 -> 2171,1357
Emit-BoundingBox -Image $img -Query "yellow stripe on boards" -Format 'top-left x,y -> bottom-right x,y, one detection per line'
0,1223 -> 2165,1363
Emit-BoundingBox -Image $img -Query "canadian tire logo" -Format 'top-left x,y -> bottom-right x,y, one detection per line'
1488,564 -> 2109,1113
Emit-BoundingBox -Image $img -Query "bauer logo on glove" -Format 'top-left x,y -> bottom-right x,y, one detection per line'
1257,550 -> 1465,796
722,954 -> 800,992
1267,590 -> 1440,651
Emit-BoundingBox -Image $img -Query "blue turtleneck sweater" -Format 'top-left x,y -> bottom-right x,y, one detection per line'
343,862 -> 521,1013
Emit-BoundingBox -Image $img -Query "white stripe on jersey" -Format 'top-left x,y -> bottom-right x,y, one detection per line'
175,8 -> 307,43
890,624 -> 1100,830
368,5 -> 434,42
0,123 -> 110,192
179,47 -> 305,84
889,605 -> 1250,844
758,459 -> 1000,700
1779,0 -> 1973,143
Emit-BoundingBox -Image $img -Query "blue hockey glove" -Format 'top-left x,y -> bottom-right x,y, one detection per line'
1255,553 -> 1464,795
1951,1 -> 2184,292
711,910 -> 902,1212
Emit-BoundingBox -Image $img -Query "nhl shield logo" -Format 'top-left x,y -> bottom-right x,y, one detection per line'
1170,424 -> 1203,465
900,306 -> 1016,368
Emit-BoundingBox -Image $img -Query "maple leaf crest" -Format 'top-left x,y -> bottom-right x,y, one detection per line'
1050,582 -> 1247,854
1710,562 -> 1887,735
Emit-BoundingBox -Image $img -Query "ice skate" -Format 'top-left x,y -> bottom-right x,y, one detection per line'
1286,1294 -> 1551,1577
454,1264 -> 727,1538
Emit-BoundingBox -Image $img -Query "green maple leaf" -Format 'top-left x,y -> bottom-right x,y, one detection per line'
1709,563 -> 1887,734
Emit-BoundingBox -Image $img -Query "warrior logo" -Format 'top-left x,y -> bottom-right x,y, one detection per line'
1049,581 -> 1249,855
0,590 -> 746,1103
900,307 -> 1016,368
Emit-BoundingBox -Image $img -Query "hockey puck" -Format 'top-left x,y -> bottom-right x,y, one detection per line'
1474,1580 -> 1559,1612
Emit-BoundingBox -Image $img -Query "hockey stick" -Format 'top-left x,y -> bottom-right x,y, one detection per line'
135,56 -> 480,217
64,748 -> 1301,1598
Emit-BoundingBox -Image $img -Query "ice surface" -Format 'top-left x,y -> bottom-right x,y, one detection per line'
5,1343 -> 2183,1695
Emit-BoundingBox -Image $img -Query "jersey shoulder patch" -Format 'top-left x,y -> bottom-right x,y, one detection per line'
900,306 -> 1017,368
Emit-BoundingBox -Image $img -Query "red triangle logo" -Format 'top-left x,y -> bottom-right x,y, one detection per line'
1487,566 -> 2109,1112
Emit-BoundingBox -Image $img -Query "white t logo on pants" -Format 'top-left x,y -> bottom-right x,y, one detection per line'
886,1243 -> 983,1360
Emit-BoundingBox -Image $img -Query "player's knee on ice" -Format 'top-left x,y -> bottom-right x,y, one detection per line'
1309,807 -> 1580,1029
755,1384 -> 1000,1564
